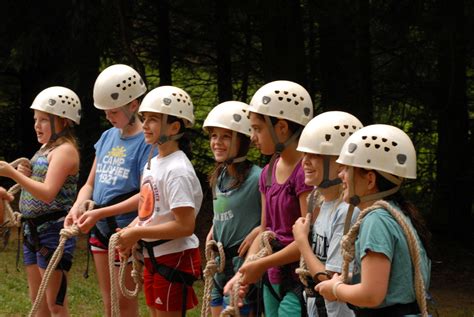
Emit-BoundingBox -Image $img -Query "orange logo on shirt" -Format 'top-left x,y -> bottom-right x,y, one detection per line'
139,180 -> 155,221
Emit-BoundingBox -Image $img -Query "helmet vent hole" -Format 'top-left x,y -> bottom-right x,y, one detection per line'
233,114 -> 242,122
283,91 -> 288,95
286,98 -> 291,102
292,93 -> 296,97
63,111 -> 66,114
397,154 -> 407,164
62,100 -> 65,103
371,136 -> 377,140
111,93 -> 119,100
349,132 -> 353,135
128,77 -> 131,80
128,84 -> 131,87
177,99 -> 181,102
122,87 -> 126,90
362,135 -> 367,140
133,81 -> 136,84
367,159 -> 371,164
262,96 -> 271,104
129,95 -> 132,98
325,134 -> 331,141
179,94 -> 183,97
365,143 -> 370,148
133,75 -> 137,78
172,93 -> 177,96
352,125 -> 357,129
179,110 -> 183,114
48,99 -> 56,106
122,80 -> 126,83
375,144 -> 380,149
279,110 -> 284,114
140,79 -> 144,85
382,138 -> 387,142
65,96 -> 69,99
303,107 -> 310,116
275,90 -> 280,94
384,147 -> 390,152
294,101 -> 299,105
344,125 -> 348,129
278,97 -> 283,101
334,125 -> 340,130
340,132 -> 346,137
392,141 -> 398,146
59,95 -> 63,98
300,96 -> 304,101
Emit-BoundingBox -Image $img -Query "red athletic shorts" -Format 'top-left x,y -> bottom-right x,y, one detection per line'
144,248 -> 201,312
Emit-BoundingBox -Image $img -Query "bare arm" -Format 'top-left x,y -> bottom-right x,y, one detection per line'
315,251 -> 390,307
0,144 -> 79,203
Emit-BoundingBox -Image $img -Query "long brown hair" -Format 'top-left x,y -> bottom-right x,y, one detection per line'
364,169 -> 432,258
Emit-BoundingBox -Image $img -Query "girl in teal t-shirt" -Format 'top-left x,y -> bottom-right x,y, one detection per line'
316,124 -> 431,316
203,101 -> 262,316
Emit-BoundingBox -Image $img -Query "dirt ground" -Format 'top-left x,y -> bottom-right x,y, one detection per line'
428,237 -> 474,316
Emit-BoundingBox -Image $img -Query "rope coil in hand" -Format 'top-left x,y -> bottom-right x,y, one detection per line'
220,230 -> 275,317
28,199 -> 94,317
1,158 -> 30,231
108,231 -> 144,317
340,200 -> 428,317
201,240 -> 225,317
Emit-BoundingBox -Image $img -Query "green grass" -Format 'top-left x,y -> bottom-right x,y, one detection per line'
0,232 -> 203,316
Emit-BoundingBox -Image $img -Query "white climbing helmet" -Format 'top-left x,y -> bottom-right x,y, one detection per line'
30,86 -> 82,125
298,111 -> 363,156
249,80 -> 313,126
337,124 -> 417,179
139,86 -> 195,127
93,64 -> 147,110
203,101 -> 252,136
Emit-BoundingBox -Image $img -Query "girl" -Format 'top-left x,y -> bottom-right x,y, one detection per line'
65,64 -> 151,316
225,80 -> 314,316
115,85 -> 203,317
0,86 -> 81,316
202,101 -> 262,316
292,111 -> 363,317
315,124 -> 431,316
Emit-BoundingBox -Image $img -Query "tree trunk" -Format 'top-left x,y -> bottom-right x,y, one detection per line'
157,0 -> 172,85
318,0 -> 372,123
434,0 -> 472,241
259,0 -> 306,86
215,0 -> 233,102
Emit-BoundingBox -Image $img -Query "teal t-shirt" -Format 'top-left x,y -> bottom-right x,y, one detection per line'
212,164 -> 262,248
353,202 -> 431,308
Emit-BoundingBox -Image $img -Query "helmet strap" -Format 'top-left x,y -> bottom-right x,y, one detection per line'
348,167 -> 403,206
263,115 -> 302,187
223,131 -> 247,165
318,156 -> 342,189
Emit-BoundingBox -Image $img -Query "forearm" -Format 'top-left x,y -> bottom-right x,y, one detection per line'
72,184 -> 94,210
253,241 -> 301,270
91,194 -> 140,220
10,172 -> 59,203
298,240 -> 325,277
333,282 -> 383,308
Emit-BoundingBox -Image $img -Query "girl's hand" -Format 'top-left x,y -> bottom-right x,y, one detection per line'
116,227 -> 139,253
315,273 -> 343,301
77,210 -> 99,233
238,226 -> 261,257
17,161 -> 32,177
292,214 -> 311,245
239,260 -> 266,285
0,161 -> 15,178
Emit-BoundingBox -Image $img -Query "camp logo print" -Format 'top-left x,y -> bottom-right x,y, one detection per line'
139,176 -> 159,221
96,146 -> 131,185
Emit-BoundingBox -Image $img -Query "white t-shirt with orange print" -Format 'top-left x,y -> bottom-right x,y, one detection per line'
137,150 -> 203,258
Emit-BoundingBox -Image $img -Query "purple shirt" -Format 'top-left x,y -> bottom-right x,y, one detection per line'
259,158 -> 312,283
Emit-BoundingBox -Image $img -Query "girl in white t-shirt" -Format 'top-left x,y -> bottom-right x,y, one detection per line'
116,86 -> 203,317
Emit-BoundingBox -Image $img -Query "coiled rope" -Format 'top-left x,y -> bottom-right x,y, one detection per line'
108,231 -> 144,317
220,230 -> 275,317
1,158 -> 30,230
28,199 -> 95,317
201,240 -> 225,317
340,200 -> 428,317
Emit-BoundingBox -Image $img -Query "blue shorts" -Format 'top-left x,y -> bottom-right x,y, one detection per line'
23,221 -> 76,270
210,255 -> 256,315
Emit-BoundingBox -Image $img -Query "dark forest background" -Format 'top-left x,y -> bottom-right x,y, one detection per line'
0,0 -> 472,245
